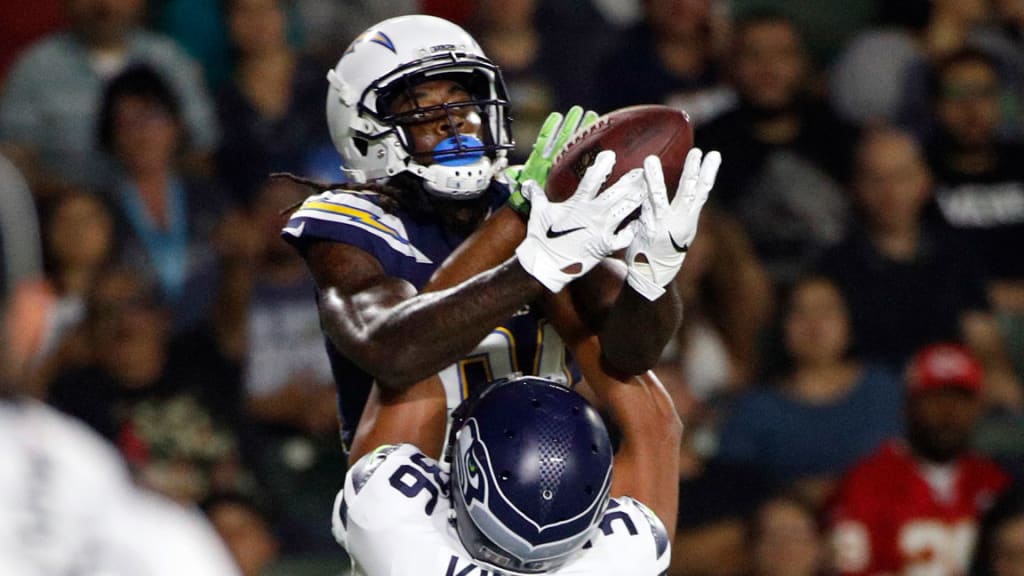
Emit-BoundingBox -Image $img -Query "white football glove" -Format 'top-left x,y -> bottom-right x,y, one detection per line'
516,150 -> 646,293
625,148 -> 721,300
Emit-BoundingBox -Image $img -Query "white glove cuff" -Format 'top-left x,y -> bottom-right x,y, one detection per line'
516,239 -> 573,293
626,264 -> 667,301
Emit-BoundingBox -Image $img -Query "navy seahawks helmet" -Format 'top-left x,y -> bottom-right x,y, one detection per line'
447,376 -> 614,573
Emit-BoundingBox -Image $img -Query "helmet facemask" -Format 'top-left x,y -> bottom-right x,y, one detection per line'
344,57 -> 513,199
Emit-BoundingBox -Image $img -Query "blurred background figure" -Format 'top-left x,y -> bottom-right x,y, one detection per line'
748,494 -> 826,576
291,0 -> 417,69
6,191 -> 114,394
828,343 -> 1011,576
45,267 -> 251,505
215,0 -> 333,205
0,0 -> 218,197
716,275 -> 903,509
0,152 -> 42,305
1,292 -> 241,576
201,491 -> 281,576
973,483 -> 1024,576
926,48 -> 1024,317
830,0 -> 1023,136
222,177 -> 342,556
468,0 -> 561,163
816,125 -> 1022,413
697,10 -> 858,285
592,0 -> 733,124
97,63 -> 229,331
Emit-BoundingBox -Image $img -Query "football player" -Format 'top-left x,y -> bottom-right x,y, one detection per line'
334,369 -> 682,575
281,14 -> 720,457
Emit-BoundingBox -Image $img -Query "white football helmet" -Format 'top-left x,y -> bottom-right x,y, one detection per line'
326,15 -> 514,199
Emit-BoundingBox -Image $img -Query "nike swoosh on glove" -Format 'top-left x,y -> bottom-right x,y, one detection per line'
516,150 -> 646,293
625,148 -> 721,301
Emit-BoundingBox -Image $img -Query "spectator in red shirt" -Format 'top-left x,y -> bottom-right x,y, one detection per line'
829,343 -> 1011,576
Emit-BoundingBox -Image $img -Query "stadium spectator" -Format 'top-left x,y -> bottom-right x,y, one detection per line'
972,482 -> 1024,576
215,0 -> 333,204
46,266 -> 251,505
697,10 -> 857,285
926,48 -> 1024,315
291,0 -> 417,68
716,275 -> 903,509
830,0 -> 1023,137
592,0 -> 732,123
828,343 -> 1011,576
670,393 -> 776,576
467,0 -> 572,163
0,0 -> 218,196
216,177 -> 342,554
0,153 -> 42,302
97,64 -> 230,330
201,491 -> 281,576
816,126 -> 1022,411
6,191 -> 114,393
749,493 -> 826,576
151,0 -> 233,91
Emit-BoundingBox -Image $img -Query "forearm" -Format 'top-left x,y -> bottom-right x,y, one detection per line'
569,260 -> 683,376
319,257 -> 543,390
544,290 -> 682,538
600,281 -> 682,375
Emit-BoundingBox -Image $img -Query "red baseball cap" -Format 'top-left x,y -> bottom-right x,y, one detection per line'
906,343 -> 983,395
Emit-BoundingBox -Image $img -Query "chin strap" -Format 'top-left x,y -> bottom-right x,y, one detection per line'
417,156 -> 508,198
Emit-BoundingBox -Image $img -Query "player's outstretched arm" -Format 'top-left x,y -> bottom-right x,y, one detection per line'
542,288 -> 683,540
306,151 -> 642,392
601,149 -> 720,374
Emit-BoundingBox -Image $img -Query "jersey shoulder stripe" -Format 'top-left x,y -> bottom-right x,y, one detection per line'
623,497 -> 670,560
283,191 -> 432,264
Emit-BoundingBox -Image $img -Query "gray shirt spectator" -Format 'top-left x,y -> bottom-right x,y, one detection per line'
0,29 -> 218,192
0,153 -> 42,297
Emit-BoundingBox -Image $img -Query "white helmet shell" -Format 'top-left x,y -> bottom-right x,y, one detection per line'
326,15 -> 513,198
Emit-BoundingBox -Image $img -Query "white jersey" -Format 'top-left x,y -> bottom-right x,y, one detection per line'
333,444 -> 670,576
0,398 -> 239,576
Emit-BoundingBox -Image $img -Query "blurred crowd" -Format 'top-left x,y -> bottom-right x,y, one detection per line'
1,0 -> 1023,575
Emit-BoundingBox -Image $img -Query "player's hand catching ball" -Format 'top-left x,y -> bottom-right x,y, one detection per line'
625,148 -> 721,301
516,150 -> 646,293
506,106 -> 599,218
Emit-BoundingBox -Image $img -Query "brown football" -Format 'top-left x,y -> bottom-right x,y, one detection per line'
546,105 -> 693,202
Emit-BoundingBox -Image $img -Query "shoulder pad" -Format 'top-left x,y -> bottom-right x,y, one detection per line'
349,444 -> 402,495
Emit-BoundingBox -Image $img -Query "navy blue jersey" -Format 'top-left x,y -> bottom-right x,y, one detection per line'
282,183 -> 580,448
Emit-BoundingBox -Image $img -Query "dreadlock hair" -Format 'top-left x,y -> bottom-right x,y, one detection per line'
270,172 -> 410,216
